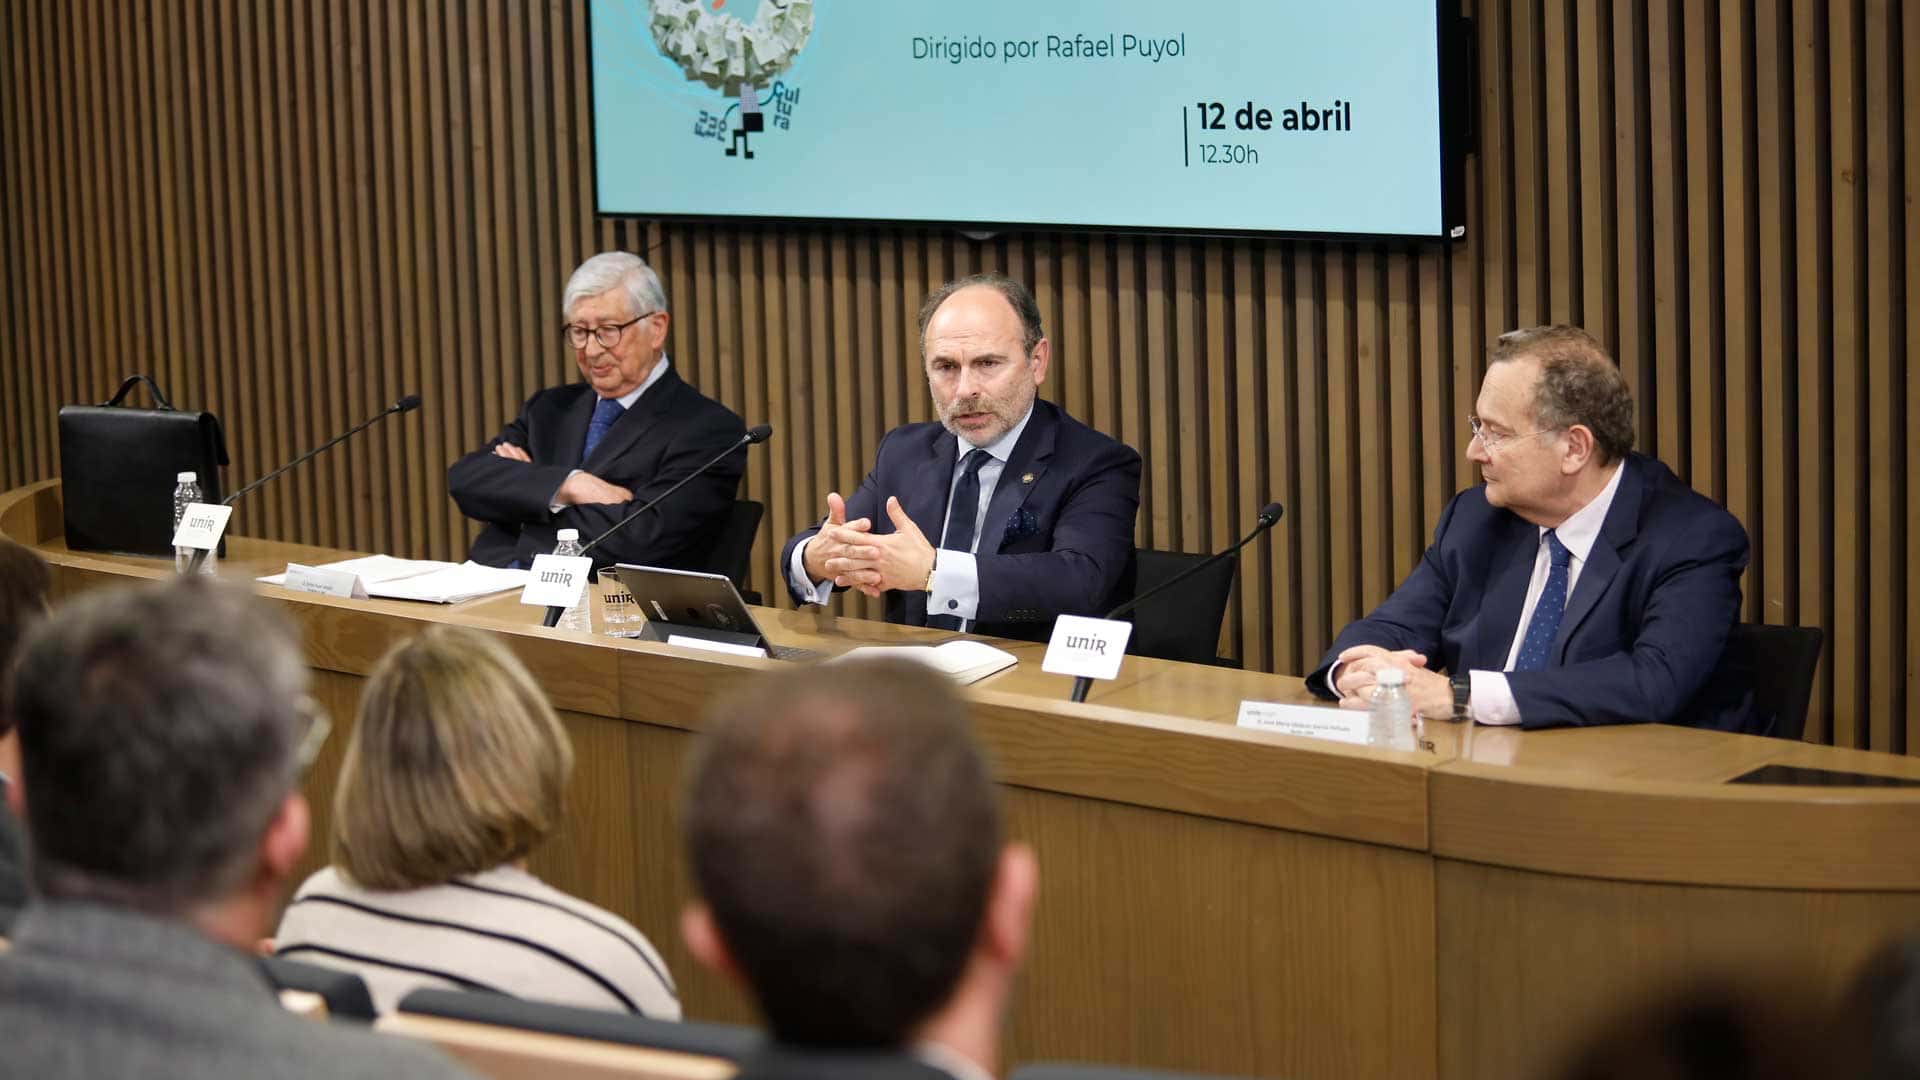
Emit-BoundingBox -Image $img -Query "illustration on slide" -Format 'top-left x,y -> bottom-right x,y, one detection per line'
650,0 -> 812,160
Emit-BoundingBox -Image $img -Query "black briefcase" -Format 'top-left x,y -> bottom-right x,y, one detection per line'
58,375 -> 230,557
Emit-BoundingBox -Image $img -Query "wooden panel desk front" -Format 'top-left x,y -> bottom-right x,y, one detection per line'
7,478 -> 1920,1080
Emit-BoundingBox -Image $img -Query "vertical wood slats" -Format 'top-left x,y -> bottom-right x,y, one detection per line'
1,0 -> 1916,751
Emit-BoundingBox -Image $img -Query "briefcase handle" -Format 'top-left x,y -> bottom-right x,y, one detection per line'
100,374 -> 176,410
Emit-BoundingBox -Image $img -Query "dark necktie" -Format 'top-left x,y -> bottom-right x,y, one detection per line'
927,449 -> 992,630
1512,529 -> 1571,672
583,397 -> 625,462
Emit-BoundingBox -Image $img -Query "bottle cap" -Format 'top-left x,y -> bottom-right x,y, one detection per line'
1377,667 -> 1406,686
556,528 -> 580,542
176,471 -> 197,483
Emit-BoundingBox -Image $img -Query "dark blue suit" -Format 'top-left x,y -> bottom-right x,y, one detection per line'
781,399 -> 1141,642
1307,453 -> 1754,731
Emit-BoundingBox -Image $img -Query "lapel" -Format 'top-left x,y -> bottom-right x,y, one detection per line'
581,367 -> 681,472
1552,456 -> 1642,662
977,401 -> 1055,554
550,388 -> 595,468
902,427 -> 960,542
1471,513 -> 1542,667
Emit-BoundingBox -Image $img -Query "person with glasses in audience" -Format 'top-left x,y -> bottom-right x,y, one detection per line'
0,537 -> 53,933
273,625 -> 679,1019
449,250 -> 746,572
0,578 -> 474,1079
1307,325 -> 1753,731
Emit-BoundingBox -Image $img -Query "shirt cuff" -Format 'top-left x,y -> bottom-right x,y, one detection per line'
1468,670 -> 1522,726
1325,658 -> 1351,700
927,550 -> 980,623
788,537 -> 836,605
547,469 -> 581,514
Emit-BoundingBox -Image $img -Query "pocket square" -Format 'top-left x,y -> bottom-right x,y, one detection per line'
1004,507 -> 1039,542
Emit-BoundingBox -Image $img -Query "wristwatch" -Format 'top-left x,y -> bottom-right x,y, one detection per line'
1449,671 -> 1471,715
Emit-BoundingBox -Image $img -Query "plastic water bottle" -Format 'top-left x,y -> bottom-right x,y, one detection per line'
1369,667 -> 1414,750
172,471 -> 212,575
551,529 -> 592,634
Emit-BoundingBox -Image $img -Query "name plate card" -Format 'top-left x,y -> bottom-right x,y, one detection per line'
519,554 -> 593,609
1041,615 -> 1132,681
666,634 -> 768,659
281,563 -> 369,599
1235,700 -> 1370,746
169,503 -> 233,552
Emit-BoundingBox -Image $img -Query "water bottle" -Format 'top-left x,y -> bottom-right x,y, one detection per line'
1369,667 -> 1414,750
551,529 -> 592,634
172,471 -> 212,575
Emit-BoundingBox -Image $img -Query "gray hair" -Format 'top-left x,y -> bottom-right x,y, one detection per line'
562,251 -> 668,321
1490,325 -> 1637,465
917,272 -> 1044,357
6,577 -> 309,913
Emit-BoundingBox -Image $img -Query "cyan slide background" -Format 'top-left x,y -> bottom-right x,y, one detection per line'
592,0 -> 1444,236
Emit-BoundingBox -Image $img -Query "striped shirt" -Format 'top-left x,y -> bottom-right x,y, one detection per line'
273,864 -> 680,1019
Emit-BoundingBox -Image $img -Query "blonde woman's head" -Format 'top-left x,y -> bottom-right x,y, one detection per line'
332,625 -> 573,890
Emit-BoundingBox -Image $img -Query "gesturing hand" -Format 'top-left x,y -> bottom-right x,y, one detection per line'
802,492 -> 880,594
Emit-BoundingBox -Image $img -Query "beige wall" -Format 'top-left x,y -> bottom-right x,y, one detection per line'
2,1 -> 1916,750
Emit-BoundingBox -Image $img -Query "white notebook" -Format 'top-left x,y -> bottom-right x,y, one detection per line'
260,556 -> 528,604
832,640 -> 1018,685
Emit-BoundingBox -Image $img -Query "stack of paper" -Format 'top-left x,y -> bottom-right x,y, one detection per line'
259,556 -> 528,604
832,640 -> 1018,685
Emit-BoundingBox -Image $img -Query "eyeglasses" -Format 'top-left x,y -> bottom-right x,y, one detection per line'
292,695 -> 333,775
1468,415 -> 1557,454
562,312 -> 658,350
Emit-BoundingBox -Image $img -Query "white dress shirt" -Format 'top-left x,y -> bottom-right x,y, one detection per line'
790,404 -> 1035,632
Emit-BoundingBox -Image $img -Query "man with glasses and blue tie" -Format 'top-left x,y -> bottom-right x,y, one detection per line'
450,252 -> 746,571
1307,325 -> 1754,731
780,273 -> 1141,642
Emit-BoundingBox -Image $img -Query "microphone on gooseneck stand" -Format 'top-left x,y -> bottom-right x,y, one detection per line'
1068,500 -> 1285,704
540,423 -> 773,629
185,394 -> 424,574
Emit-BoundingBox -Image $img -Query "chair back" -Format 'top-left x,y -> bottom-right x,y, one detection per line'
377,1012 -> 734,1080
1716,622 -> 1824,740
701,500 -> 764,598
260,955 -> 377,1023
1124,549 -> 1237,665
395,988 -> 758,1061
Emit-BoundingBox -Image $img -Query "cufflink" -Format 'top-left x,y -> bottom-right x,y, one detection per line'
947,599 -> 959,610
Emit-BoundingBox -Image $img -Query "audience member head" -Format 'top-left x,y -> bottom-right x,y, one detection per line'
681,659 -> 1036,1065
1472,324 -> 1636,526
917,273 -> 1051,448
6,577 -> 314,946
560,250 -> 670,400
332,624 -> 572,890
1546,976 -> 1841,1080
0,537 -> 53,795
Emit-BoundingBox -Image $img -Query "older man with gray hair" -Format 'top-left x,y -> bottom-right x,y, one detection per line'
0,577 -> 474,1079
450,251 -> 746,571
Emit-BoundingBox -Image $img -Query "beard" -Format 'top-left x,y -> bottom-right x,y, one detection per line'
937,386 -> 1034,446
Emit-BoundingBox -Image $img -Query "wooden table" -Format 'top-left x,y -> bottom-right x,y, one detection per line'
8,477 -> 1920,1080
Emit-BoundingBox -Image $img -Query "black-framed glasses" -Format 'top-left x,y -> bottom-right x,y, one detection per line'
1468,415 -> 1556,454
562,312 -> 657,350
292,694 -> 333,774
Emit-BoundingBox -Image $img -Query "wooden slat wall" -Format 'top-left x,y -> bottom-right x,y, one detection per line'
2,0 -> 1915,751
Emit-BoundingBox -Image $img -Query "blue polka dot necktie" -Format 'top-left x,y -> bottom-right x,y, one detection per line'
1512,530 -> 1571,672
582,397 -> 625,462
927,449 -> 992,631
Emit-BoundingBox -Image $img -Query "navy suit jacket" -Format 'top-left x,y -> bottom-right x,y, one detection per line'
448,367 -> 746,573
780,399 -> 1141,642
1306,453 -> 1754,731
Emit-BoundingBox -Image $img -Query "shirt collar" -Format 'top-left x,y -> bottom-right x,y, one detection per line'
1542,460 -> 1625,564
957,402 -> 1034,466
914,1041 -> 995,1080
606,355 -> 670,410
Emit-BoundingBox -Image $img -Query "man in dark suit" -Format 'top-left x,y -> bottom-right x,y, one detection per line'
449,251 -> 746,572
681,660 -> 1037,1080
0,577 -> 473,1079
781,273 -> 1140,641
1307,325 -> 1753,731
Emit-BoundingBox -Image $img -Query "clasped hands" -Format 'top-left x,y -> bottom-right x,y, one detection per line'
1332,644 -> 1456,719
492,442 -> 632,506
801,492 -> 935,598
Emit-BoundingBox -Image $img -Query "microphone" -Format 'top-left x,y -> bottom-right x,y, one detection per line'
186,394 -> 423,573
1069,500 -> 1284,703
541,423 -> 772,628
